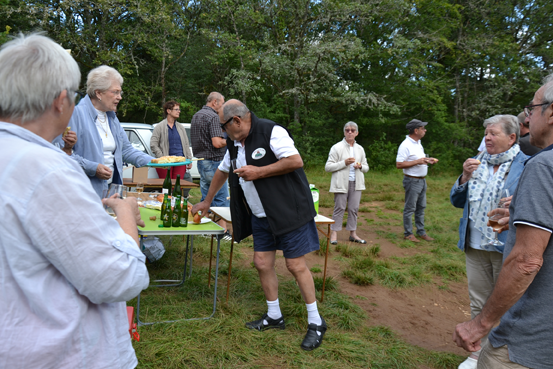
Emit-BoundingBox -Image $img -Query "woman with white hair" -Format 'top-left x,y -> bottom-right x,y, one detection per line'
0,34 -> 148,368
450,114 -> 528,369
56,65 -> 153,198
325,121 -> 369,244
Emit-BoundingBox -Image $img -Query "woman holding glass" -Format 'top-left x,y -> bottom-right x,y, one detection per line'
55,66 -> 154,198
325,121 -> 369,244
450,114 -> 528,369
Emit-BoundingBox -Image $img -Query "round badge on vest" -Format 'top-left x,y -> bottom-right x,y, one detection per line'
252,148 -> 266,160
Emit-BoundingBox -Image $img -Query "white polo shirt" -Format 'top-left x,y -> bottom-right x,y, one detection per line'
396,135 -> 428,177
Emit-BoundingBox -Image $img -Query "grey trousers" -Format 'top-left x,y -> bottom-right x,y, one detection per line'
478,343 -> 530,369
402,176 -> 427,237
331,181 -> 362,232
465,246 -> 503,356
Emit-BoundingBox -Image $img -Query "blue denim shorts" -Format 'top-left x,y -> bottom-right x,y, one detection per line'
251,216 -> 319,258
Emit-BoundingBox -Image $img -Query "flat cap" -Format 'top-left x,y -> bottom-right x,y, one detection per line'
406,119 -> 428,130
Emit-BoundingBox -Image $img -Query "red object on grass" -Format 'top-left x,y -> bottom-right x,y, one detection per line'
127,306 -> 140,341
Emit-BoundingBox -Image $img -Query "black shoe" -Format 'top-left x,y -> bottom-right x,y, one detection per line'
245,313 -> 285,331
301,317 -> 327,351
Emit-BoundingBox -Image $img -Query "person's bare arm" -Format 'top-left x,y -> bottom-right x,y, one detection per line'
212,136 -> 227,148
192,169 -> 229,215
234,154 -> 303,181
453,224 -> 549,351
396,157 -> 427,169
102,197 -> 144,245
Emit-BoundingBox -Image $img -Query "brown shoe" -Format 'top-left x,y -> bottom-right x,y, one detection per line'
419,234 -> 434,241
404,234 -> 420,242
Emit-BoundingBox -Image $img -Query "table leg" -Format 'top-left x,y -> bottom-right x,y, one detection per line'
208,235 -> 214,288
226,235 -> 235,302
321,224 -> 330,302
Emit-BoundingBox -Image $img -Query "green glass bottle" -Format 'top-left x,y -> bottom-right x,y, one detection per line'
162,168 -> 172,197
173,175 -> 182,227
162,193 -> 172,227
180,196 -> 188,227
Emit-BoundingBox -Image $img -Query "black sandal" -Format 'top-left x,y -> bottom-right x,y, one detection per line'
349,236 -> 367,244
301,317 -> 327,351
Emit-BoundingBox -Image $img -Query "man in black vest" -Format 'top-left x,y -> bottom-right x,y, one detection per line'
192,99 -> 327,351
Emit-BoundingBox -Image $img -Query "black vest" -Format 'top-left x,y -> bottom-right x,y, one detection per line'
227,113 -> 316,242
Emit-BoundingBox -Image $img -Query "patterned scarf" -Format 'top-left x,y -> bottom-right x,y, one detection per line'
468,144 -> 520,244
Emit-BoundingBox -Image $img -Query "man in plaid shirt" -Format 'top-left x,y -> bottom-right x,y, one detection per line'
191,92 -> 230,236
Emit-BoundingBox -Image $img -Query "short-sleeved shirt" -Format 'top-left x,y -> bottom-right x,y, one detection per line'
396,135 -> 428,177
488,145 -> 553,368
190,105 -> 226,161
218,125 -> 298,217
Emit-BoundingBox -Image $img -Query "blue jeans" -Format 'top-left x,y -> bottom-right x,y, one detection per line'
197,159 -> 230,207
402,176 -> 427,237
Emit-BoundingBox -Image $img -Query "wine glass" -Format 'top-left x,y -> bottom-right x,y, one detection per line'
136,182 -> 144,202
482,189 -> 510,249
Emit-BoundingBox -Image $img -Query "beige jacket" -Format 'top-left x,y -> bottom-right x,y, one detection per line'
150,119 -> 193,159
325,138 -> 369,193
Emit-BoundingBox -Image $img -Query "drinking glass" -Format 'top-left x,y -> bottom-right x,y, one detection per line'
482,189 -> 510,249
136,182 -> 144,201
230,159 -> 238,172
103,184 -> 127,217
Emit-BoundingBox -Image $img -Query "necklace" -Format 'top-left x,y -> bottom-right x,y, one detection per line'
97,113 -> 108,138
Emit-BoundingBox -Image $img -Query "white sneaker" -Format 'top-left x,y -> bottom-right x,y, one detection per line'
458,356 -> 477,369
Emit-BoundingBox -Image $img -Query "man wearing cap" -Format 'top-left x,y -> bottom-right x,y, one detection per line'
396,119 -> 438,242
517,111 -> 540,156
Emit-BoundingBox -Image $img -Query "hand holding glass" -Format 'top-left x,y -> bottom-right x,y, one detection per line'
483,189 -> 510,248
103,184 -> 127,217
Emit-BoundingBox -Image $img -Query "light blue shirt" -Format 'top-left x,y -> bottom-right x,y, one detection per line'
53,95 -> 154,198
0,122 -> 149,368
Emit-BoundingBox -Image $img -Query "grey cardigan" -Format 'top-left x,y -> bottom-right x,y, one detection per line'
150,119 -> 193,159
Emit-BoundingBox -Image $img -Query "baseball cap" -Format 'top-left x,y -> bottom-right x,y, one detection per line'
406,119 -> 428,130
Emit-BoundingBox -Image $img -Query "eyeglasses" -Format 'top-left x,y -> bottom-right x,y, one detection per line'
221,116 -> 235,131
68,90 -> 85,104
221,112 -> 248,131
524,102 -> 551,117
345,129 -> 356,133
172,108 -> 181,112
108,89 -> 123,96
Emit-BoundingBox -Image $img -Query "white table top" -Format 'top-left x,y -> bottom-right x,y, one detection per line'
210,207 -> 334,225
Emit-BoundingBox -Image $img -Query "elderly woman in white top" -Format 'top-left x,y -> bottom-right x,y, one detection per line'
325,122 -> 369,244
54,66 -> 153,198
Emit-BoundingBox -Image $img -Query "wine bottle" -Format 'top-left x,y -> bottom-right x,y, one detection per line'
180,196 -> 188,227
162,169 -> 172,197
173,175 -> 182,226
162,193 -> 172,227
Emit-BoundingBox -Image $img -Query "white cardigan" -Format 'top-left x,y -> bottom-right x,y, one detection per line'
325,138 -> 369,193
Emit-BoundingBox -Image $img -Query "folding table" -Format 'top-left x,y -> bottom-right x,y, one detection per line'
135,207 -> 224,326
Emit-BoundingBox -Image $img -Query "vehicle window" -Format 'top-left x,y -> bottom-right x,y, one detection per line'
128,131 -> 147,154
185,127 -> 191,143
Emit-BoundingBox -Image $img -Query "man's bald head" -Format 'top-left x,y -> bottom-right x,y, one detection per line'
221,99 -> 249,122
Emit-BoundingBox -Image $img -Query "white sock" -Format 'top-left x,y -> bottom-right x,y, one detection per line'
306,301 -> 322,335
264,299 -> 282,325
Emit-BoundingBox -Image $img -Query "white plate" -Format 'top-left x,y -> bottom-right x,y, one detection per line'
193,217 -> 211,224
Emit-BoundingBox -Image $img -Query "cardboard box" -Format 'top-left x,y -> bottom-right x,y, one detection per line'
133,166 -> 149,183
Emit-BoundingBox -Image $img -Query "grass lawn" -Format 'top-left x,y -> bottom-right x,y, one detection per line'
131,168 -> 466,368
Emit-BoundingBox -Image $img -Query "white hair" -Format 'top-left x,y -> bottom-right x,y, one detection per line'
344,121 -> 358,133
0,33 -> 80,123
541,74 -> 553,113
222,101 -> 249,122
483,114 -> 520,144
86,65 -> 123,98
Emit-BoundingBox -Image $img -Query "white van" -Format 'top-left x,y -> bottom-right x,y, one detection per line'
121,122 -> 200,180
